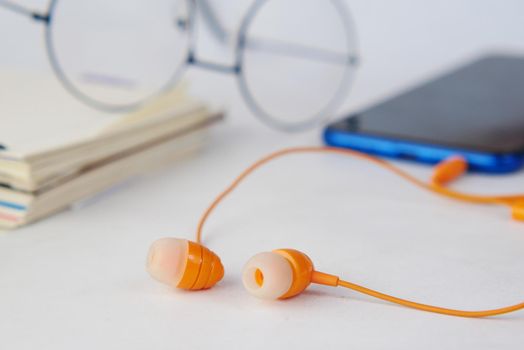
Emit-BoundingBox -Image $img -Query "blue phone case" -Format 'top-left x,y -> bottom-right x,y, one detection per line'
323,127 -> 524,173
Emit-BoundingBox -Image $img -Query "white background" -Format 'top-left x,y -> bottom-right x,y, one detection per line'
1,1 -> 524,349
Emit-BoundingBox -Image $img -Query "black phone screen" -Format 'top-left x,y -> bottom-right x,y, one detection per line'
333,55 -> 524,154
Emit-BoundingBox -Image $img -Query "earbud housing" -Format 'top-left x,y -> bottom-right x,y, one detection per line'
147,238 -> 224,290
242,249 -> 314,300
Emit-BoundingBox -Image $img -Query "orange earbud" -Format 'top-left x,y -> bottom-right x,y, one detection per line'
242,249 -> 338,300
147,146 -> 524,318
240,248 -> 524,317
147,238 -> 223,290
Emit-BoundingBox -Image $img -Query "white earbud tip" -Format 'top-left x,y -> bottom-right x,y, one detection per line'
242,252 -> 293,300
147,238 -> 188,287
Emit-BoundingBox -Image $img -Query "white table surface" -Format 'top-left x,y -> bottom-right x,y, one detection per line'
1,1 -> 524,349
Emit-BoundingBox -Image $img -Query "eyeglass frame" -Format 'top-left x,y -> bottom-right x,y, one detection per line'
0,0 -> 359,131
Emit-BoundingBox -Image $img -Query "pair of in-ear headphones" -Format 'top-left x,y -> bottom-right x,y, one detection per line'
146,147 -> 524,318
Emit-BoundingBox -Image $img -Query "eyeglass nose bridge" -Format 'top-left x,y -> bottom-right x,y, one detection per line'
186,53 -> 242,75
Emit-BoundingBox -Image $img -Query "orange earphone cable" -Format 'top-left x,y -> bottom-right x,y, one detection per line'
194,146 -> 524,317
337,279 -> 524,318
196,146 -> 521,244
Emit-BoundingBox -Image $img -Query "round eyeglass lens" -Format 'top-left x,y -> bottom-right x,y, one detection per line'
239,0 -> 357,130
47,0 -> 191,111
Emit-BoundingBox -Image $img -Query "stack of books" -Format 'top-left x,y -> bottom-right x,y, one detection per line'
0,72 -> 222,229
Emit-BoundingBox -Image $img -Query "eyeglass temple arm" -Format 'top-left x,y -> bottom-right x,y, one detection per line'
197,1 -> 358,67
198,0 -> 230,44
245,37 -> 359,66
0,1 -> 49,22
0,0 -> 227,40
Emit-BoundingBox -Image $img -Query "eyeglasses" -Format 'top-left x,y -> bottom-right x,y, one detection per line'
0,0 -> 358,131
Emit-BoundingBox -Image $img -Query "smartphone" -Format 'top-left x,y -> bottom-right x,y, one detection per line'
324,54 -> 524,173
